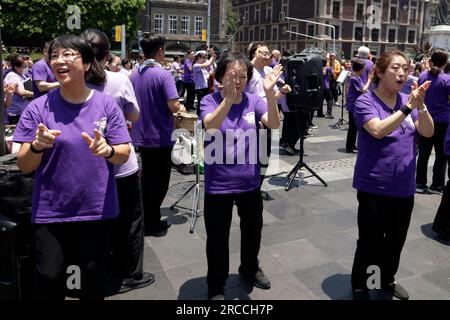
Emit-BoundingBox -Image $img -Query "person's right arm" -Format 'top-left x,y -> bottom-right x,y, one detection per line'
35,80 -> 60,93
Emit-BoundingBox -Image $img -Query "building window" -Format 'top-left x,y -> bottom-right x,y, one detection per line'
194,16 -> 203,36
356,3 -> 364,21
390,6 -> 397,23
272,27 -> 278,41
181,16 -> 190,35
388,28 -> 396,42
354,27 -> 363,41
330,25 -> 339,40
244,7 -> 249,23
266,2 -> 272,22
410,8 -> 416,24
282,0 -> 288,14
408,30 -> 415,43
169,15 -> 177,34
332,1 -> 340,19
291,26 -> 297,41
260,28 -> 265,41
154,14 -> 164,34
255,4 -> 260,24
371,28 -> 379,42
250,28 -> 254,42
307,25 -> 315,36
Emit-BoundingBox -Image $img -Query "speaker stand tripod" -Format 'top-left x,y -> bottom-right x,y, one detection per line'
332,83 -> 349,129
285,129 -> 328,191
170,127 -> 203,233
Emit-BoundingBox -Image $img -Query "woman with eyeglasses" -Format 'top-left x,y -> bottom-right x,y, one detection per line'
13,34 -> 131,300
350,51 -> 434,300
4,54 -> 34,124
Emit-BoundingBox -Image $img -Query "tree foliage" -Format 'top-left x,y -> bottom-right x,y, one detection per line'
1,0 -> 146,48
225,0 -> 238,36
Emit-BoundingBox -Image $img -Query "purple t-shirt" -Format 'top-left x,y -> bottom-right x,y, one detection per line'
130,65 -> 179,148
183,59 -> 194,83
32,58 -> 57,98
200,92 -> 268,194
353,91 -> 419,197
88,70 -> 140,178
346,76 -> 364,113
13,89 -> 131,224
361,58 -> 374,85
193,63 -> 208,90
418,71 -> 450,123
323,67 -> 332,90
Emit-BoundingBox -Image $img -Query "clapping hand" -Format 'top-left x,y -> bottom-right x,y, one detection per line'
264,64 -> 283,93
408,81 -> 431,109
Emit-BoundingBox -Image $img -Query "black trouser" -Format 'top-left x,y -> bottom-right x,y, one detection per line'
138,146 -> 173,227
259,126 -> 271,186
204,189 -> 263,289
346,111 -> 357,151
195,88 -> 210,117
330,79 -> 339,102
433,156 -> 450,234
281,111 -> 301,147
416,122 -> 450,188
321,89 -> 334,116
184,82 -> 195,111
112,172 -> 144,280
32,219 -> 113,300
176,79 -> 184,98
351,191 -> 414,290
8,115 -> 21,125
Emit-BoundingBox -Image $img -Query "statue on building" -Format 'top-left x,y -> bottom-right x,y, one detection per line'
436,0 -> 449,25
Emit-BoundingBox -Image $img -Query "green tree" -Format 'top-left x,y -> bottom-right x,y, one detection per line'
1,0 -> 145,48
225,0 -> 238,37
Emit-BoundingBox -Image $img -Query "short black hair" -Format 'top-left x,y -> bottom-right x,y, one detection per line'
214,51 -> 253,84
351,58 -> 365,72
140,34 -> 165,59
247,41 -> 267,60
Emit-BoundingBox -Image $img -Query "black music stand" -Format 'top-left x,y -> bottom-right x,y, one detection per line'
170,122 -> 203,233
332,70 -> 350,129
285,111 -> 328,191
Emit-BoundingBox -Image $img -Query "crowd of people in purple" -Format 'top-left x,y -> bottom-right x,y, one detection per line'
1,31 -> 450,300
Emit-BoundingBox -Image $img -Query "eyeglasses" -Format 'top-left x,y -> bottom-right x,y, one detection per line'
50,52 -> 80,62
257,50 -> 271,57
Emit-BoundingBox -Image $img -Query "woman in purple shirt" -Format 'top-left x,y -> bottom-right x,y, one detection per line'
14,34 -> 131,300
351,51 -> 434,300
200,52 -> 281,300
416,49 -> 450,194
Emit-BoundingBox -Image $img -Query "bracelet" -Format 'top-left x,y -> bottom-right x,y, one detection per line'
400,104 -> 413,117
29,143 -> 44,154
105,145 -> 115,159
417,104 -> 428,113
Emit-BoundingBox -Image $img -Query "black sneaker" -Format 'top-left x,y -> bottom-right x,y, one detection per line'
208,287 -> 224,300
383,282 -> 409,300
239,267 -> 271,290
429,185 -> 444,195
146,220 -> 171,236
118,272 -> 155,294
352,288 -> 370,300
284,145 -> 297,156
416,184 -> 429,194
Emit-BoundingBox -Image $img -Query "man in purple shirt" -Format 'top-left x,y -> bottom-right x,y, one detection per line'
357,46 -> 374,91
183,50 -> 196,111
31,42 -> 60,98
130,34 -> 182,235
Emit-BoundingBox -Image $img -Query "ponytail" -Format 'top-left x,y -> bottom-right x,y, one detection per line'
86,58 -> 106,85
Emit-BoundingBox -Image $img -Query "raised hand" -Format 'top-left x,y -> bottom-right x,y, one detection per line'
408,80 -> 431,109
223,69 -> 239,101
81,129 -> 112,158
32,123 -> 61,151
4,83 -> 18,95
264,64 -> 283,93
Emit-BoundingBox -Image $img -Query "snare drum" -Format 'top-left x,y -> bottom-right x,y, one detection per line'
173,112 -> 198,133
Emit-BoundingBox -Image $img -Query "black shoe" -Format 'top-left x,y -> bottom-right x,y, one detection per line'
118,272 -> 155,294
429,185 -> 444,194
146,220 -> 171,236
208,287 -> 225,300
383,282 -> 409,300
283,145 -> 297,156
239,267 -> 271,290
261,190 -> 273,201
416,184 -> 429,194
352,289 -> 370,300
317,114 -> 325,118
327,114 -> 335,119
346,148 -> 357,154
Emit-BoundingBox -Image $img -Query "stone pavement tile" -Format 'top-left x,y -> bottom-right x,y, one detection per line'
260,221 -> 303,247
318,209 -> 357,231
292,194 -> 347,215
281,215 -> 340,241
405,218 -> 429,242
150,233 -> 207,270
293,262 -> 352,300
322,191 -> 358,210
415,194 -> 442,212
307,231 -> 357,261
142,239 -> 165,273
262,209 -> 280,225
166,262 -> 208,300
400,237 -> 450,275
399,275 -> 450,300
265,239 -> 333,273
264,198 -> 308,221
111,270 -> 177,300
421,265 -> 450,297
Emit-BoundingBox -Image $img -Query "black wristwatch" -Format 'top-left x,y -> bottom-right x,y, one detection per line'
29,143 -> 44,154
400,104 -> 413,116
